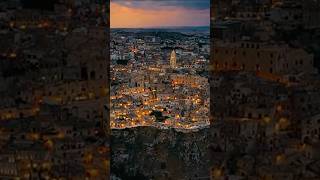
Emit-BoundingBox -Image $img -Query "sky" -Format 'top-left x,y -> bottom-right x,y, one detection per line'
110,0 -> 210,28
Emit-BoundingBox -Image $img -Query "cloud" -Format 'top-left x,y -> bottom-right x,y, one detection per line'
111,0 -> 210,10
110,0 -> 210,28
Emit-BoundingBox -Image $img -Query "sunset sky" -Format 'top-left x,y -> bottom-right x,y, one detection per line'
110,0 -> 210,28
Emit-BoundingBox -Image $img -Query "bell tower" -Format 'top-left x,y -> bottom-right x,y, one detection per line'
170,50 -> 177,69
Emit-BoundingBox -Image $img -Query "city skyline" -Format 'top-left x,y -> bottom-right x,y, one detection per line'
110,0 -> 210,28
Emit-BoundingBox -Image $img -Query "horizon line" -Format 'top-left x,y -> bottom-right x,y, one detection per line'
110,25 -> 210,29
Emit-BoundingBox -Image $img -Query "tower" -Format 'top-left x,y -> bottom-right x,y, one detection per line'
170,50 -> 177,68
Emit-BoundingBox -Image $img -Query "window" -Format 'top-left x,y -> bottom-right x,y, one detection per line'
90,71 -> 96,80
256,64 -> 260,71
81,67 -> 88,80
242,64 -> 245,70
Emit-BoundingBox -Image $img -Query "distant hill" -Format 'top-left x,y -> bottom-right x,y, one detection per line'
112,26 -> 210,35
111,30 -> 192,41
135,31 -> 190,40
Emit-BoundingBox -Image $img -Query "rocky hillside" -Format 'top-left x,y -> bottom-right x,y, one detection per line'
111,125 -> 237,180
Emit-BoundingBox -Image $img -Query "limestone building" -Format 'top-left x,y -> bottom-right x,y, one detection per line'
212,40 -> 316,76
170,50 -> 177,69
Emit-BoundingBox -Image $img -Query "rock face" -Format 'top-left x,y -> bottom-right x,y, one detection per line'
111,126 -> 227,180
111,118 -> 318,180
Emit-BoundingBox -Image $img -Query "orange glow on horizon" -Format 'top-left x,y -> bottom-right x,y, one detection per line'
110,2 -> 209,28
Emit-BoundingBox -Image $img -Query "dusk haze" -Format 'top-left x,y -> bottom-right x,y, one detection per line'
110,0 -> 210,28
